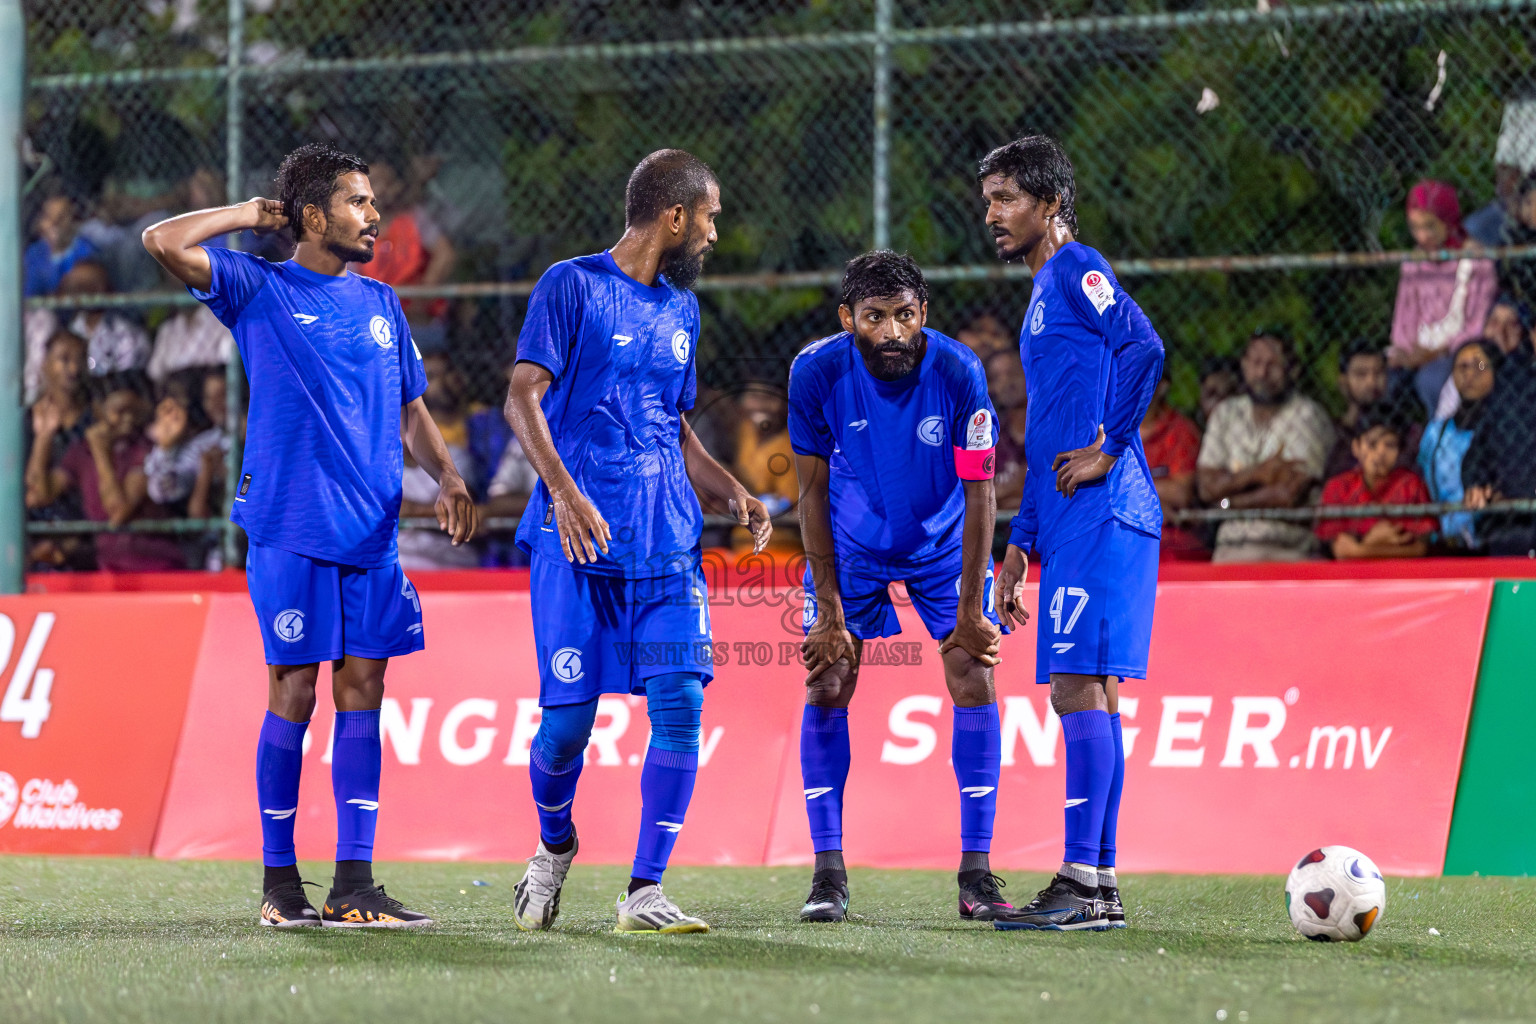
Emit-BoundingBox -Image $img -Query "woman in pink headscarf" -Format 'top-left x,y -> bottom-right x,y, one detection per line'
1390,179 -> 1497,417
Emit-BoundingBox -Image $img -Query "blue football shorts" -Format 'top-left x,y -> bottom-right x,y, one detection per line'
528,554 -> 715,707
801,550 -> 1005,642
246,540 -> 424,666
1033,517 -> 1159,685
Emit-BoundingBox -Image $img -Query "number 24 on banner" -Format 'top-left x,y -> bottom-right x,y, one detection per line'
0,612 -> 56,739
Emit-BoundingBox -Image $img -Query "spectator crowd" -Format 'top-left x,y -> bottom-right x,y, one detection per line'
19,98 -> 1536,571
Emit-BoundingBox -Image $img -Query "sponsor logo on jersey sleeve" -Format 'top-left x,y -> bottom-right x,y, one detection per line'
965,408 -> 994,450
671,330 -> 691,363
1081,270 -> 1116,315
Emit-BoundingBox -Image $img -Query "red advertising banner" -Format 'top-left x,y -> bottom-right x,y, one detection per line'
150,578 -> 1489,877
152,593 -> 791,866
764,579 -> 1492,876
0,595 -> 208,855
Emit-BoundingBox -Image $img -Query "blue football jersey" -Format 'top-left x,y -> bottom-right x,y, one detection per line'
191,246 -> 427,568
788,329 -> 998,575
514,251 -> 702,578
1010,241 -> 1165,557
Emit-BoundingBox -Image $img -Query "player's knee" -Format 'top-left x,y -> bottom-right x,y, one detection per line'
533,699 -> 599,769
942,648 -> 994,707
805,662 -> 857,708
268,664 -> 319,720
646,672 -> 704,753
1049,675 -> 1106,716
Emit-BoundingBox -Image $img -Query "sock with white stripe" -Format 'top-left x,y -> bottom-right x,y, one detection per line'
331,709 -> 382,863
256,711 -> 307,873
1061,709 -> 1115,867
952,703 -> 1001,854
800,705 -> 850,853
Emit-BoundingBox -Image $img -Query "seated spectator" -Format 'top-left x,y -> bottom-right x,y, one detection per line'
143,377 -> 226,515
356,156 -> 457,349
23,330 -> 94,570
465,358 -> 517,497
1316,410 -> 1436,560
1389,180 -> 1497,415
1465,91 -> 1536,245
1325,338 -> 1422,480
1197,355 -> 1241,429
984,349 -> 1027,510
1140,364 -> 1204,559
1197,330 -> 1335,562
957,313 -> 1013,364
55,260 -> 151,377
24,192 -> 99,297
479,435 -> 538,522
1462,331 -> 1536,555
1495,172 -> 1536,308
733,382 -> 796,518
399,353 -> 478,569
1481,294 -> 1534,363
147,303 -> 233,382
27,371 -> 186,572
1420,340 -> 1500,549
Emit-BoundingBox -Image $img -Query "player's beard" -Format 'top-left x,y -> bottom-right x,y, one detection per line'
660,228 -> 711,290
857,335 -> 925,381
327,229 -> 377,265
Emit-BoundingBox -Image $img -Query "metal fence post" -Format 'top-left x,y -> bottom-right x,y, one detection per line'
0,0 -> 25,593
222,0 -> 247,569
872,0 -> 893,251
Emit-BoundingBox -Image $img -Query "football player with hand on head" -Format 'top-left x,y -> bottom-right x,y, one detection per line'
143,143 -> 477,930
980,136 -> 1166,932
789,251 -> 1010,924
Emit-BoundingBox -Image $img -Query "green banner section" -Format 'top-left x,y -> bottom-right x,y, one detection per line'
1444,581 -> 1536,876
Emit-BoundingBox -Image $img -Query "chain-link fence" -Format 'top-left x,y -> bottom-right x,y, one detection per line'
19,0 -> 1536,569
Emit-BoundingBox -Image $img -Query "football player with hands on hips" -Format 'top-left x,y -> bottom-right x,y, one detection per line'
982,135 -> 1166,932
789,250 -> 1010,924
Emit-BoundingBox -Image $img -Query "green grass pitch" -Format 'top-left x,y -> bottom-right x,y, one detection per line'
2,859 -> 1532,1023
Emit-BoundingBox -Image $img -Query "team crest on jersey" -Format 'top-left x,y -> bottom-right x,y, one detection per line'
273,608 -> 305,643
1081,271 -> 1116,314
965,408 -> 993,450
917,415 -> 945,447
551,647 -> 585,683
1029,300 -> 1046,335
671,330 -> 691,363
369,315 -> 394,348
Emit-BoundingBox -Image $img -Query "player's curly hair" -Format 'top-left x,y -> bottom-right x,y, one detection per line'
275,143 -> 369,241
625,149 -> 717,226
840,250 -> 928,311
977,135 -> 1078,235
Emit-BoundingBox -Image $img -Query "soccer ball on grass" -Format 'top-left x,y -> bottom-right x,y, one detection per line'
1284,845 -> 1386,942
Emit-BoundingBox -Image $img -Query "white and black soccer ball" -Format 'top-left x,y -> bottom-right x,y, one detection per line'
1284,845 -> 1386,942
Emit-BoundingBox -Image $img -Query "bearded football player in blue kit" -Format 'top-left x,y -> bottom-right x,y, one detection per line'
143,144 -> 478,929
503,150 -> 773,935
981,136 -> 1166,932
790,251 -> 1010,924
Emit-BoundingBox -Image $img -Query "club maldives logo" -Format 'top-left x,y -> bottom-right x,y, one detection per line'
0,772 -> 122,831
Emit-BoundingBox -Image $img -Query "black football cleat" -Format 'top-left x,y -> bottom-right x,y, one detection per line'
993,874 -> 1103,931
958,872 -> 1014,921
799,870 -> 850,923
260,879 -> 321,928
322,884 -> 433,929
1098,884 -> 1127,929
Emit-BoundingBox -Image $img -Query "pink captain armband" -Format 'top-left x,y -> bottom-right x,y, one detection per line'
954,445 -> 997,481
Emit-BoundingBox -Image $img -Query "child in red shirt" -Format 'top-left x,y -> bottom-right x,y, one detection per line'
1316,409 -> 1437,559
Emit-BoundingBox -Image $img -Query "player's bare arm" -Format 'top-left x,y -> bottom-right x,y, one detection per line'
401,396 -> 478,545
795,451 -> 857,682
141,198 -> 288,290
680,416 -> 772,553
504,360 -> 611,564
939,478 -> 1002,666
